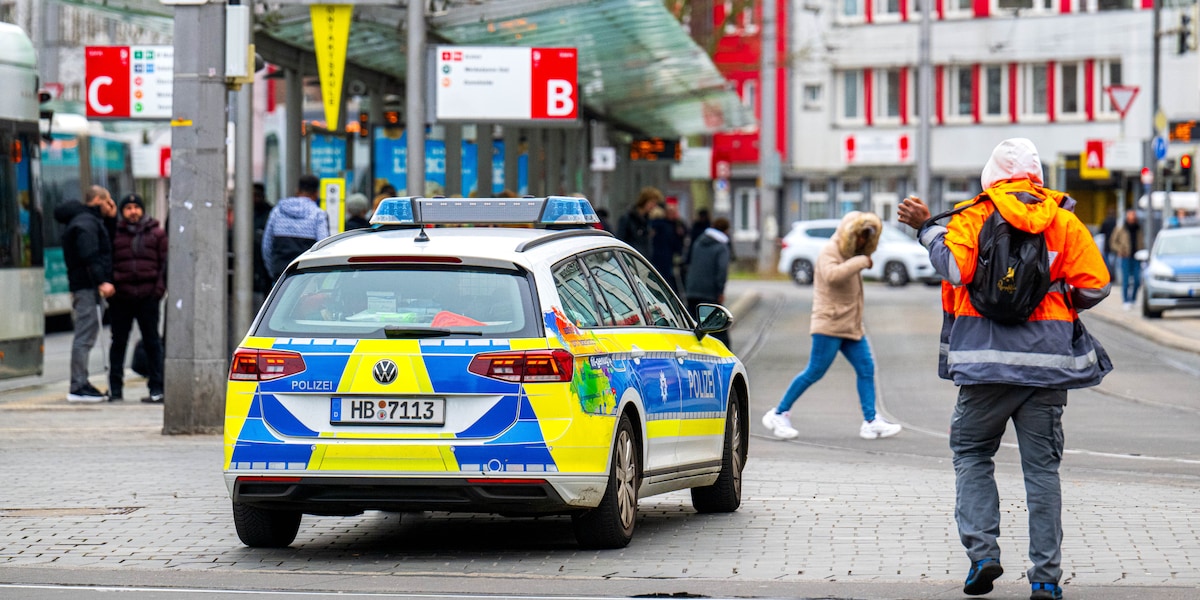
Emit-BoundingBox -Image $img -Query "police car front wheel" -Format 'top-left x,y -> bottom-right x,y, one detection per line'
573,413 -> 640,549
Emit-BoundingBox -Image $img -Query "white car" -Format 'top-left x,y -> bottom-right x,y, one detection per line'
777,219 -> 939,287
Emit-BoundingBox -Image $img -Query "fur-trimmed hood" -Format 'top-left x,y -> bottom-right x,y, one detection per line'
834,211 -> 882,259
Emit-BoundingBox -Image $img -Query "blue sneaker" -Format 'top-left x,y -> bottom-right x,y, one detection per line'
963,558 -> 1003,595
1030,582 -> 1063,600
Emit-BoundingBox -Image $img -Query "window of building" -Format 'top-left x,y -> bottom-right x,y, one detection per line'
875,0 -> 902,21
1058,62 -> 1084,119
995,0 -> 1055,14
0,2 -> 15,23
1096,0 -> 1135,11
983,65 -> 1009,121
742,79 -> 757,110
841,0 -> 865,21
840,70 -> 865,123
945,0 -> 975,16
803,83 -> 824,111
1019,63 -> 1048,121
1096,59 -> 1123,117
875,68 -> 903,123
947,66 -> 974,121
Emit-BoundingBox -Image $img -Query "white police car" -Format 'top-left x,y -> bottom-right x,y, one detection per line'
224,196 -> 749,549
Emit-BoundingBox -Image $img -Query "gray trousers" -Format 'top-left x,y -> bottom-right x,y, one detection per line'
950,383 -> 1066,584
69,289 -> 101,391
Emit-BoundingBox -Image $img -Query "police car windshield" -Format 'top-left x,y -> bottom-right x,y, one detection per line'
256,265 -> 539,340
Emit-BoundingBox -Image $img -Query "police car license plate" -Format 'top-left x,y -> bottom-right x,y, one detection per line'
330,398 -> 445,425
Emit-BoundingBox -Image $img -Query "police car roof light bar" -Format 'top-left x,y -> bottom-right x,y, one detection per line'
369,196 -> 600,228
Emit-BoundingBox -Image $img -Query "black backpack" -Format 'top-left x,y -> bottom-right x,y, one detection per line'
926,197 -> 1051,325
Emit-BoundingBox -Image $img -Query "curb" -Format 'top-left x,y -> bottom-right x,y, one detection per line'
1085,303 -> 1200,356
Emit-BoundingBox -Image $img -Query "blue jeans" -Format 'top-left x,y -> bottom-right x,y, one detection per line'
775,333 -> 877,421
1120,257 -> 1141,303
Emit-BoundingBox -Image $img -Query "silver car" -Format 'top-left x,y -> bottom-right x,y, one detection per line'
1138,226 -> 1200,318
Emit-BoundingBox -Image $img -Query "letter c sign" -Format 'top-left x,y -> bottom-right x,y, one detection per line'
88,76 -> 114,115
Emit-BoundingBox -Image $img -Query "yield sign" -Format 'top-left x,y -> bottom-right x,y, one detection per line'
1105,85 -> 1139,120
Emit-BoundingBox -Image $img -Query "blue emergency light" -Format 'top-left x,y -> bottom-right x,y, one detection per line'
369,196 -> 600,227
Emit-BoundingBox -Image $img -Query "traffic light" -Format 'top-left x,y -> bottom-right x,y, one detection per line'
1181,153 -> 1194,190
357,111 -> 370,138
1182,12 -> 1193,54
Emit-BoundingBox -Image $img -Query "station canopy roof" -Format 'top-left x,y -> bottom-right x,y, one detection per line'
58,0 -> 755,137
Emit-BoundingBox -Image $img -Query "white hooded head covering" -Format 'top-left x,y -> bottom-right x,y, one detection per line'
980,138 -> 1043,189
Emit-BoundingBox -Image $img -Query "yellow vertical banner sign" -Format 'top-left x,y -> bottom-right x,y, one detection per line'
310,4 -> 352,130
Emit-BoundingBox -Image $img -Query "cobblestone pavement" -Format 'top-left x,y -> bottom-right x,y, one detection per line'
1,284 -> 1197,599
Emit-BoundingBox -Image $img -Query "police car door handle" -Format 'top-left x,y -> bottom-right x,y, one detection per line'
674,347 -> 688,360
629,346 -> 646,359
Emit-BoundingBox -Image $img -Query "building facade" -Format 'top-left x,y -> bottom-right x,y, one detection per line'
786,0 -> 1199,228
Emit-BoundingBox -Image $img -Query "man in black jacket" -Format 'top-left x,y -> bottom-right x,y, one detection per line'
54,185 -> 117,402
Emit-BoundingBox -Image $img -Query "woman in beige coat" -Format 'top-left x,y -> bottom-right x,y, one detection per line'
762,211 -> 903,441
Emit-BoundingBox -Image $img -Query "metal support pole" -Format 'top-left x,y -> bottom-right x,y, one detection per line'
916,0 -> 933,207
231,1 -> 255,349
756,0 -> 778,275
406,1 -> 425,196
163,1 -> 227,434
285,68 -> 303,194
233,74 -> 254,346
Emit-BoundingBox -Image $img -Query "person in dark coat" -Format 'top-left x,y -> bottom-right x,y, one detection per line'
648,204 -> 686,293
107,193 -> 168,403
55,185 -> 116,402
252,183 -> 273,303
684,216 -> 732,347
615,187 -> 660,258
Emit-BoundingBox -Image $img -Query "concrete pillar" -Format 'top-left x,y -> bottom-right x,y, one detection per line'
546,129 -> 562,195
163,1 -> 227,434
504,127 -> 521,194
476,123 -> 494,195
444,123 -> 462,197
528,129 -> 545,196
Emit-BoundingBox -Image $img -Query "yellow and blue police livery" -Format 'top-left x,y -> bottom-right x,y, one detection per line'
224,196 -> 749,550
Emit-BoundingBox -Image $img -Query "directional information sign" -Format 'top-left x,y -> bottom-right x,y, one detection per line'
85,46 -> 173,119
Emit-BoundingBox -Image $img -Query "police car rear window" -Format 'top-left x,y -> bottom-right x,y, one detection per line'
255,266 -> 539,339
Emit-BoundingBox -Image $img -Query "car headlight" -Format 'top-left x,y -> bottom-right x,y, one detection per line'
1146,261 -> 1174,281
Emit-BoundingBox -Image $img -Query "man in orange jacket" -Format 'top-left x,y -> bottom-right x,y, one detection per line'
898,138 -> 1111,600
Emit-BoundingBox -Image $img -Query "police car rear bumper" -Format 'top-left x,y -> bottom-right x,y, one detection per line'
228,474 -> 607,516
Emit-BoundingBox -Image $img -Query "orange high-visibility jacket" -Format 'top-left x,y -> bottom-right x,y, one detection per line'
918,179 -> 1111,388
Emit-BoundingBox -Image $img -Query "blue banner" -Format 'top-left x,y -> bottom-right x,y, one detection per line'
373,128 -> 527,196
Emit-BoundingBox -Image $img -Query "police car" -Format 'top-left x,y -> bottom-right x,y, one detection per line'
224,196 -> 749,549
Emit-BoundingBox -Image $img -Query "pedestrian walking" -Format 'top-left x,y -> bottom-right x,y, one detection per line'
897,138 -> 1112,600
1109,208 -> 1142,310
684,216 -> 732,347
252,182 -> 273,306
648,202 -> 686,293
344,193 -> 371,230
54,185 -> 116,403
106,193 -> 168,403
615,187 -> 659,258
262,174 -> 329,280
760,211 -> 902,442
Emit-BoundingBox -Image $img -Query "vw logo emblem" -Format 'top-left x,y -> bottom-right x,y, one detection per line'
372,359 -> 398,385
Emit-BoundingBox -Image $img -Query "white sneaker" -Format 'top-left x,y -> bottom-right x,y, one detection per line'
860,418 -> 902,439
762,408 -> 799,440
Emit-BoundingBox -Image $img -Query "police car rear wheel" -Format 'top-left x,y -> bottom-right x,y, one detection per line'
573,413 -> 639,549
690,389 -> 744,513
232,501 -> 302,548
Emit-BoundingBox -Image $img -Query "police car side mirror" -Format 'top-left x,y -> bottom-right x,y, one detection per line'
694,303 -> 733,339
1134,249 -> 1150,262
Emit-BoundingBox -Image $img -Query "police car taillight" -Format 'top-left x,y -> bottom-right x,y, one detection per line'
229,348 -> 307,381
467,349 -> 574,383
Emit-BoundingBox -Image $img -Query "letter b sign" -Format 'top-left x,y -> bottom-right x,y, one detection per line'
531,48 -> 578,120
546,79 -> 574,117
